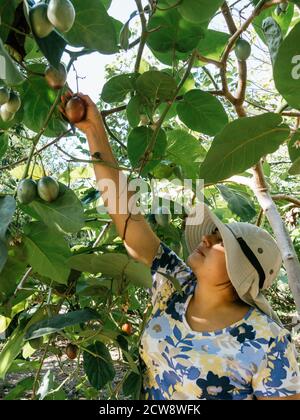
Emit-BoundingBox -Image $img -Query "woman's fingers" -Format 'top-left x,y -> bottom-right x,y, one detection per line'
60,90 -> 73,106
76,92 -> 95,107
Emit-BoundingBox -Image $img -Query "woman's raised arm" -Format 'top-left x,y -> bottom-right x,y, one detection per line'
60,92 -> 160,267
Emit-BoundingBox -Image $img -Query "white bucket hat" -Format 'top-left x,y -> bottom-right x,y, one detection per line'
184,203 -> 283,325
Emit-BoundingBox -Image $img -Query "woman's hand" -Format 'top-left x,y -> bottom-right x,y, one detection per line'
59,91 -> 104,135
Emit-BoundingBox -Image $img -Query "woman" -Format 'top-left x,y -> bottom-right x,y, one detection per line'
60,93 -> 300,400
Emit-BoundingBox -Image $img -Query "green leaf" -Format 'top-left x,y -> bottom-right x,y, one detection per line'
217,184 -> 256,221
68,253 -> 152,289
25,308 -> 101,339
83,341 -> 116,390
0,327 -> 24,379
177,90 -> 228,136
127,126 -> 167,175
0,0 -> 23,42
274,21 -> 300,110
123,372 -> 142,399
289,157 -> 300,175
288,130 -> 300,162
33,31 -> 66,70
124,259 -> 153,289
0,195 -> 16,241
21,64 -> 68,137
147,8 -> 205,54
0,132 -> 8,159
178,0 -> 224,24
23,222 -> 71,285
135,71 -> 177,103
196,29 -> 230,65
4,376 -> 34,400
101,0 -> 112,9
0,37 -> 25,86
167,129 -> 206,178
37,370 -> 66,400
7,359 -> 40,374
262,17 -> 283,65
252,2 -> 294,44
199,113 -> 290,184
63,0 -> 118,54
101,73 -> 138,104
29,184 -> 85,234
126,95 -> 144,128
0,240 -> 8,274
0,245 -> 27,297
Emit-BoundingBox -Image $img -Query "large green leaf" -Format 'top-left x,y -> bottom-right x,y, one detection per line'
288,130 -> 300,175
0,245 -> 27,298
63,0 -> 118,54
21,64 -> 68,137
135,71 -> 177,103
196,29 -> 230,65
289,158 -> 300,175
0,195 -> 16,273
0,38 -> 24,85
178,0 -> 224,24
101,0 -> 112,9
0,195 -> 16,241
3,376 -> 34,400
147,8 -> 205,54
217,184 -> 256,222
252,2 -> 294,44
33,31 -> 66,70
29,184 -> 85,234
0,132 -> 8,159
23,222 -> 71,285
0,327 -> 24,379
177,90 -> 228,136
0,0 -> 22,42
83,341 -> 116,390
199,113 -> 290,184
167,129 -> 206,178
123,372 -> 142,399
127,126 -> 167,175
25,308 -> 101,339
262,17 -> 283,65
274,21 -> 300,110
0,241 -> 7,274
101,73 -> 138,104
68,253 -> 152,288
288,130 -> 300,162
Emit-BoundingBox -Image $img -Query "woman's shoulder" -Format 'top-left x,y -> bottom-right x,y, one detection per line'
247,307 -> 291,343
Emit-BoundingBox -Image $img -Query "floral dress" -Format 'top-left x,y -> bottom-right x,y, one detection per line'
139,242 -> 300,400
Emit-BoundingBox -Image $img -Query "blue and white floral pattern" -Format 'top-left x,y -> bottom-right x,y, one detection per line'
139,242 -> 300,400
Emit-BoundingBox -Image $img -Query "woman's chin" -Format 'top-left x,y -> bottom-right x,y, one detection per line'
187,251 -> 203,270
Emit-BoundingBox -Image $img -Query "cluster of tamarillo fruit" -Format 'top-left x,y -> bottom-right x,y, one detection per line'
17,176 -> 60,205
1,0 -> 86,125
0,88 -> 21,122
29,0 -> 75,39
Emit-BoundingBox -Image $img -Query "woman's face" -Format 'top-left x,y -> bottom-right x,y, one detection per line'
187,228 -> 230,285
